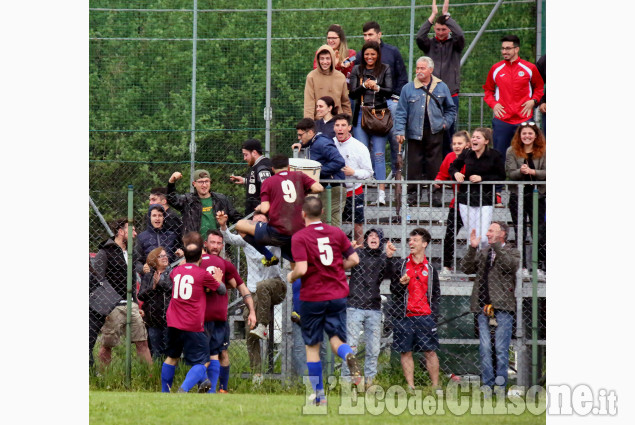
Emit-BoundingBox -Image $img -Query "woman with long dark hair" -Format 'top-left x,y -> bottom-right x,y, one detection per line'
449,127 -> 505,249
349,41 -> 393,205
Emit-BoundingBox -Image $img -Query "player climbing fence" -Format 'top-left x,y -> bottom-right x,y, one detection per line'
89,179 -> 545,390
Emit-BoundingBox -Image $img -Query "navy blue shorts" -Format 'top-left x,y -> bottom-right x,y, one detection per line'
343,192 -> 365,224
254,222 -> 292,247
204,320 -> 230,356
300,298 -> 347,346
392,315 -> 439,353
254,222 -> 293,261
165,327 -> 209,365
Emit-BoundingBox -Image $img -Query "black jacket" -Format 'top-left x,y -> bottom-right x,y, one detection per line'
163,207 -> 183,237
415,17 -> 465,95
134,205 -> 182,270
93,238 -> 139,303
244,156 -> 273,216
138,267 -> 173,328
348,228 -> 388,311
448,147 -> 506,207
167,183 -> 243,234
354,40 -> 408,98
349,64 -> 394,127
387,256 -> 440,321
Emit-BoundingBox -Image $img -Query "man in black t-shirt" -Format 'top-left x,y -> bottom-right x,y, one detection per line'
230,139 -> 273,216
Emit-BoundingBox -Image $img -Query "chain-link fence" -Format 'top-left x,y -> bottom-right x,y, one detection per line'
89,0 -> 545,390
89,180 -> 545,390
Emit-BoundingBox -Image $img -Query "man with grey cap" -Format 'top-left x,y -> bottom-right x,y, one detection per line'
167,169 -> 243,238
229,139 -> 273,216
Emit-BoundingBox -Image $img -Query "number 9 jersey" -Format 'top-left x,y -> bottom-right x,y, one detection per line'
166,263 -> 221,332
260,170 -> 316,235
291,222 -> 356,302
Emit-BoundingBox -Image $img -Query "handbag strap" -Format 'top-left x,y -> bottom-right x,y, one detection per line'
420,83 -> 442,109
360,73 -> 378,108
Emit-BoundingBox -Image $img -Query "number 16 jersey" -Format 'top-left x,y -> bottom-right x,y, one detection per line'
166,263 -> 220,332
260,170 -> 315,235
291,222 -> 355,302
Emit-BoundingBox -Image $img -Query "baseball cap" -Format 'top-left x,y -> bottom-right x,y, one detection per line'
192,169 -> 211,181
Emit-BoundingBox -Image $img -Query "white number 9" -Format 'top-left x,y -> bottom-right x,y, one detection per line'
281,180 -> 297,203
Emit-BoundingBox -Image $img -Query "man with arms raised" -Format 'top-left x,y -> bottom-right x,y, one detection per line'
287,196 -> 361,406
168,169 -> 242,238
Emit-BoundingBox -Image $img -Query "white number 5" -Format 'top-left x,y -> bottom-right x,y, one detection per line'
281,180 -> 297,203
317,237 -> 333,266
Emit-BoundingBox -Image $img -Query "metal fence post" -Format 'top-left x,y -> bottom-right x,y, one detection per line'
125,185 -> 134,388
531,186 -> 539,385
460,0 -> 504,67
189,0 -> 199,187
407,0 -> 416,80
264,0 -> 272,154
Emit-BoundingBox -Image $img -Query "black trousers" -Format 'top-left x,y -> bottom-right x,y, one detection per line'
508,191 -> 546,270
443,206 -> 464,268
406,128 -> 444,195
89,309 -> 106,367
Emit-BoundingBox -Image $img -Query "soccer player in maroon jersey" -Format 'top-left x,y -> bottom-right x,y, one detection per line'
287,196 -> 361,405
160,232 -> 227,393
235,154 -> 323,265
199,229 -> 256,393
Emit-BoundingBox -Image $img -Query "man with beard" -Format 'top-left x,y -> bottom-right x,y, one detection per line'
200,229 -> 256,393
230,139 -> 273,216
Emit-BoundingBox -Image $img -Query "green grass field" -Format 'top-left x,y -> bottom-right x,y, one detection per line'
90,391 -> 546,425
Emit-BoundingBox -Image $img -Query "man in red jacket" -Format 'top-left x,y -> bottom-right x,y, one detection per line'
483,35 -> 544,156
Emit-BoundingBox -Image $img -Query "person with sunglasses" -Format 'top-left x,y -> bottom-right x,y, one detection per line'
167,169 -> 243,239
483,35 -> 544,157
505,121 -> 546,281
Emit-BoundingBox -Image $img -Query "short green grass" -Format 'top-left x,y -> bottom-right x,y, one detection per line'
90,391 -> 546,425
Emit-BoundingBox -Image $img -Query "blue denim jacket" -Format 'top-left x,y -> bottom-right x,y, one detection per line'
394,76 -> 457,138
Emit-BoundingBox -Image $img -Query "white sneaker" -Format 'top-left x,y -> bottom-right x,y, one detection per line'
376,190 -> 386,206
439,267 -> 452,280
250,323 -> 268,340
537,269 -> 546,282
252,373 -> 264,386
521,268 -> 530,281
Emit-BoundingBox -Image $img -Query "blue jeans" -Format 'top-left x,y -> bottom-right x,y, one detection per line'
148,326 -> 169,359
477,311 -> 513,388
354,110 -> 388,181
292,322 -> 327,378
341,308 -> 382,378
